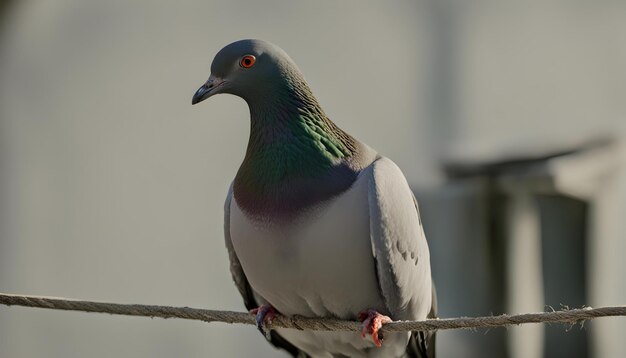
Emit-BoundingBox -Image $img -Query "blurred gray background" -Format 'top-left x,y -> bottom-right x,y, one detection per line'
1,1 -> 625,357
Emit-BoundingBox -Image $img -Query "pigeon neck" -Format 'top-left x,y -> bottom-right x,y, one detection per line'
246,86 -> 355,164
234,84 -> 359,218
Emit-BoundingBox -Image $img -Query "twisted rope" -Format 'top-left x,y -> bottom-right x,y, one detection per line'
1,293 -> 625,332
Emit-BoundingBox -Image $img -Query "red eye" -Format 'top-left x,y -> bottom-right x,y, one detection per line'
240,55 -> 256,68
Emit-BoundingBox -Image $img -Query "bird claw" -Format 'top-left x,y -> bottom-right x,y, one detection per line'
358,309 -> 392,347
250,304 -> 278,339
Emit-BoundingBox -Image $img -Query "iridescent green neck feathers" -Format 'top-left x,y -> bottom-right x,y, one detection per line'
233,80 -> 360,218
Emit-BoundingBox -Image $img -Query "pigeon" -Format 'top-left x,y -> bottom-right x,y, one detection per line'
192,39 -> 436,358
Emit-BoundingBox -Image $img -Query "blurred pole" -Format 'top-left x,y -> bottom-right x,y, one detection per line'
538,195 -> 589,357
589,142 -> 626,358
505,188 -> 544,358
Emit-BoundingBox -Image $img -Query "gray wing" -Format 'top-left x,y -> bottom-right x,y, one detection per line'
223,183 -> 308,358
223,183 -> 256,310
367,157 -> 436,356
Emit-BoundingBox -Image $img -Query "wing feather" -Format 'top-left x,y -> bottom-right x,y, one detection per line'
366,157 -> 433,321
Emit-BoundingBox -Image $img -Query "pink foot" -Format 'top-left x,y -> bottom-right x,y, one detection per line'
359,309 -> 392,347
250,304 -> 278,336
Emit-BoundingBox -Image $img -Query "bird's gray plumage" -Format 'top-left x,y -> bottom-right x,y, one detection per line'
194,39 -> 436,358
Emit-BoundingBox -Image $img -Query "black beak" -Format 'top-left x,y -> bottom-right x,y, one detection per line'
192,84 -> 211,105
192,75 -> 224,105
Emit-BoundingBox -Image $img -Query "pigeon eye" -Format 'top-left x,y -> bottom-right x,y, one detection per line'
240,55 -> 256,68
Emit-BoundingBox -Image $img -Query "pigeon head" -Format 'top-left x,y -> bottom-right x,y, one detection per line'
192,39 -> 302,105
